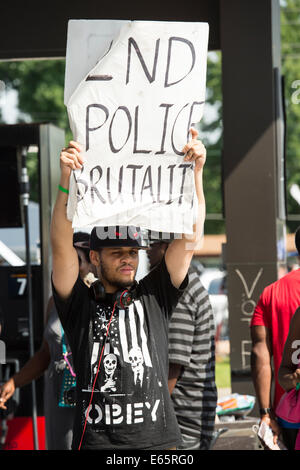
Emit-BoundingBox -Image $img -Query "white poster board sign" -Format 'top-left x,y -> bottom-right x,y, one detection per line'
65,20 -> 209,233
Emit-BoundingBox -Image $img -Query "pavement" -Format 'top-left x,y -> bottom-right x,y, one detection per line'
212,386 -> 262,450
213,342 -> 262,450
211,417 -> 262,450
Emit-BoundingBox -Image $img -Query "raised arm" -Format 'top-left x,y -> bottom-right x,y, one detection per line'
51,141 -> 84,300
165,128 -> 206,288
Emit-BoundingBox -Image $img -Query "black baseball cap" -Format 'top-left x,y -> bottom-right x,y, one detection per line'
73,231 -> 90,250
90,225 -> 148,250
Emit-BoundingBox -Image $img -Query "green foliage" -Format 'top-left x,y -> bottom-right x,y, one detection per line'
0,59 -> 72,140
281,0 -> 300,231
200,52 -> 224,234
215,355 -> 231,390
0,59 -> 72,203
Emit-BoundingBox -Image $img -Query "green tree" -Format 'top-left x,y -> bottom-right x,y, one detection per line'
0,59 -> 69,133
281,0 -> 300,232
199,52 -> 224,234
0,59 -> 71,202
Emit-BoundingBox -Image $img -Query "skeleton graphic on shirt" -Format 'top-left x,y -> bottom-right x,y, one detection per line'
90,301 -> 154,393
128,346 -> 144,387
101,353 -> 118,392
83,300 -> 168,429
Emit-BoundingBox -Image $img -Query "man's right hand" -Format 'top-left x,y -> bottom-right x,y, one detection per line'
0,378 -> 16,410
60,141 -> 84,178
291,368 -> 300,389
260,413 -> 281,445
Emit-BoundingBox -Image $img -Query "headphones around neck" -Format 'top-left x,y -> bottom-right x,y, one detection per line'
90,279 -> 137,309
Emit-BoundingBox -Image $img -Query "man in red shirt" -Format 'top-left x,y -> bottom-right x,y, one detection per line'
251,227 -> 300,449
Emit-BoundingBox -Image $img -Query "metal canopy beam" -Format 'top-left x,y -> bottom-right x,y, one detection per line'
0,0 -> 220,59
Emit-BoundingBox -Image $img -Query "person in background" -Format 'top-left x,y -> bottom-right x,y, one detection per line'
277,306 -> 300,450
0,232 -> 95,450
250,226 -> 300,450
147,238 -> 217,450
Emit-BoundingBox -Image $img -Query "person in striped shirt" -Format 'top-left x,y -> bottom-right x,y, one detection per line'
147,240 -> 217,450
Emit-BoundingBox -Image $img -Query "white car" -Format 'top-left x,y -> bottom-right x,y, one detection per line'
200,268 -> 229,340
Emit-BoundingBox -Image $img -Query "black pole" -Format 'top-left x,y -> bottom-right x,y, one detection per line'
20,147 -> 39,450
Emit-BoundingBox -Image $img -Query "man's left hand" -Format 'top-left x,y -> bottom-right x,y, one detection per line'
182,128 -> 206,171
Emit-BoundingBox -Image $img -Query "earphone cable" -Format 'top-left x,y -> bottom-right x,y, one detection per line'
78,301 -> 117,450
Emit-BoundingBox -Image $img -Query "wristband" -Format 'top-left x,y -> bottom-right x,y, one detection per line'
259,407 -> 272,416
58,184 -> 69,195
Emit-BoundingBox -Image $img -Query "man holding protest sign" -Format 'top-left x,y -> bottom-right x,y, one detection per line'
50,127 -> 206,450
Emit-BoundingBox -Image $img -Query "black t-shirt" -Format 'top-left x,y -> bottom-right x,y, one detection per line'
52,257 -> 188,450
